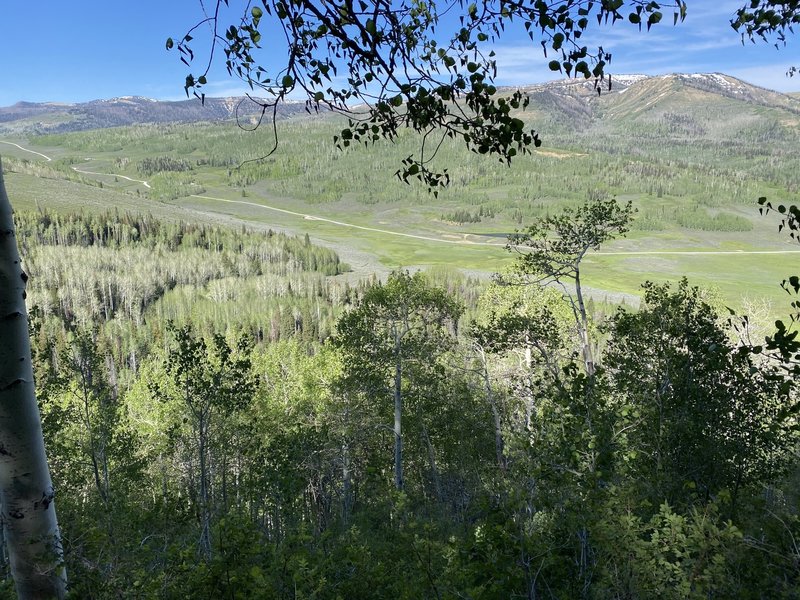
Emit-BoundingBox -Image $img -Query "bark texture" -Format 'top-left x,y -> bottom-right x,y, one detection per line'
0,162 -> 66,598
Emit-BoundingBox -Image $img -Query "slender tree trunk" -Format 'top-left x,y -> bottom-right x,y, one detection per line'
79,357 -> 108,506
421,426 -> 442,502
0,163 -> 67,598
477,346 -> 506,469
198,412 -> 211,559
221,458 -> 228,515
393,355 -> 403,491
0,510 -> 8,581
340,399 -> 353,524
574,268 -> 595,376
341,442 -> 352,524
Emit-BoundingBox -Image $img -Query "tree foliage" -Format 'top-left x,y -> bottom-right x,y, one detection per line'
606,279 -> 795,509
732,2 -> 800,50
152,323 -> 255,558
507,198 -> 634,281
732,0 -> 799,75
13,216 -> 800,596
755,198 -> 800,384
334,270 -> 462,491
507,198 -> 635,374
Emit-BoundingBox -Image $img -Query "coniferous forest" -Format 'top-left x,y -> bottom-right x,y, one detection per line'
2,202 -> 797,599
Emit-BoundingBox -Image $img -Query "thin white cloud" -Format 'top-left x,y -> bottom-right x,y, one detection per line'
684,0 -> 747,21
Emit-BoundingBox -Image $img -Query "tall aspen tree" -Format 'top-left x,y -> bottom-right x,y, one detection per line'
0,162 -> 66,598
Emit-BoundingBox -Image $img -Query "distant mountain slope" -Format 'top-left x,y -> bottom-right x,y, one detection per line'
0,96 -> 310,135
1,73 -> 798,137
599,73 -> 799,120
508,73 -> 800,141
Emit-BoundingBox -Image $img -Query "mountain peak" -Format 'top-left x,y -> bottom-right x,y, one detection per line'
1,73 -> 797,136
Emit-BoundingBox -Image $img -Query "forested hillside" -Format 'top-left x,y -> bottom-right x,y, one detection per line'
3,203 -> 798,598
4,71 -> 796,307
3,0 -> 800,595
0,97 -> 310,136
2,72 -> 799,596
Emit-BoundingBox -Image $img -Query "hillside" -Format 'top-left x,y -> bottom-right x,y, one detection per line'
0,95 -> 311,135
505,73 -> 800,135
2,73 -> 798,137
605,73 -> 799,115
1,72 -> 798,309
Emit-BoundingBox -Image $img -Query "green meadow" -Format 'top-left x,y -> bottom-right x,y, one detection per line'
2,99 -> 798,312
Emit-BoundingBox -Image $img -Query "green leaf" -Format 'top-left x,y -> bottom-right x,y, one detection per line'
647,11 -> 663,30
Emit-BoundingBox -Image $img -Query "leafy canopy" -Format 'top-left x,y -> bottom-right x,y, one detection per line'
335,270 -> 462,369
507,198 -> 635,282
753,198 -> 800,385
606,279 -> 796,505
732,1 -> 800,47
731,0 -> 799,75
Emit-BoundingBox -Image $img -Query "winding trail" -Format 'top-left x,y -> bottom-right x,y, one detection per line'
190,194 -> 506,247
190,193 -> 800,255
71,165 -> 151,189
4,139 -> 800,256
0,140 -> 151,188
0,140 -> 53,161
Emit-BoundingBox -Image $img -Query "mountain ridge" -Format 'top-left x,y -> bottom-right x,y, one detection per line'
0,95 -> 311,135
1,73 -> 798,136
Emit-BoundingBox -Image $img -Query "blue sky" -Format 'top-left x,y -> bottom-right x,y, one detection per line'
0,0 -> 797,107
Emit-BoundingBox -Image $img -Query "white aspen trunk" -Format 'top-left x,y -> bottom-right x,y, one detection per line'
393,355 -> 403,491
477,346 -> 505,469
0,163 -> 67,598
198,412 -> 211,559
341,442 -> 352,524
421,426 -> 442,502
574,268 -> 595,377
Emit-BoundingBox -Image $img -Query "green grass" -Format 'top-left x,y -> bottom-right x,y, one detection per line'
6,165 -> 796,313
173,191 -> 513,272
5,171 -> 188,219
3,108 -> 798,314
584,252 -> 795,310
